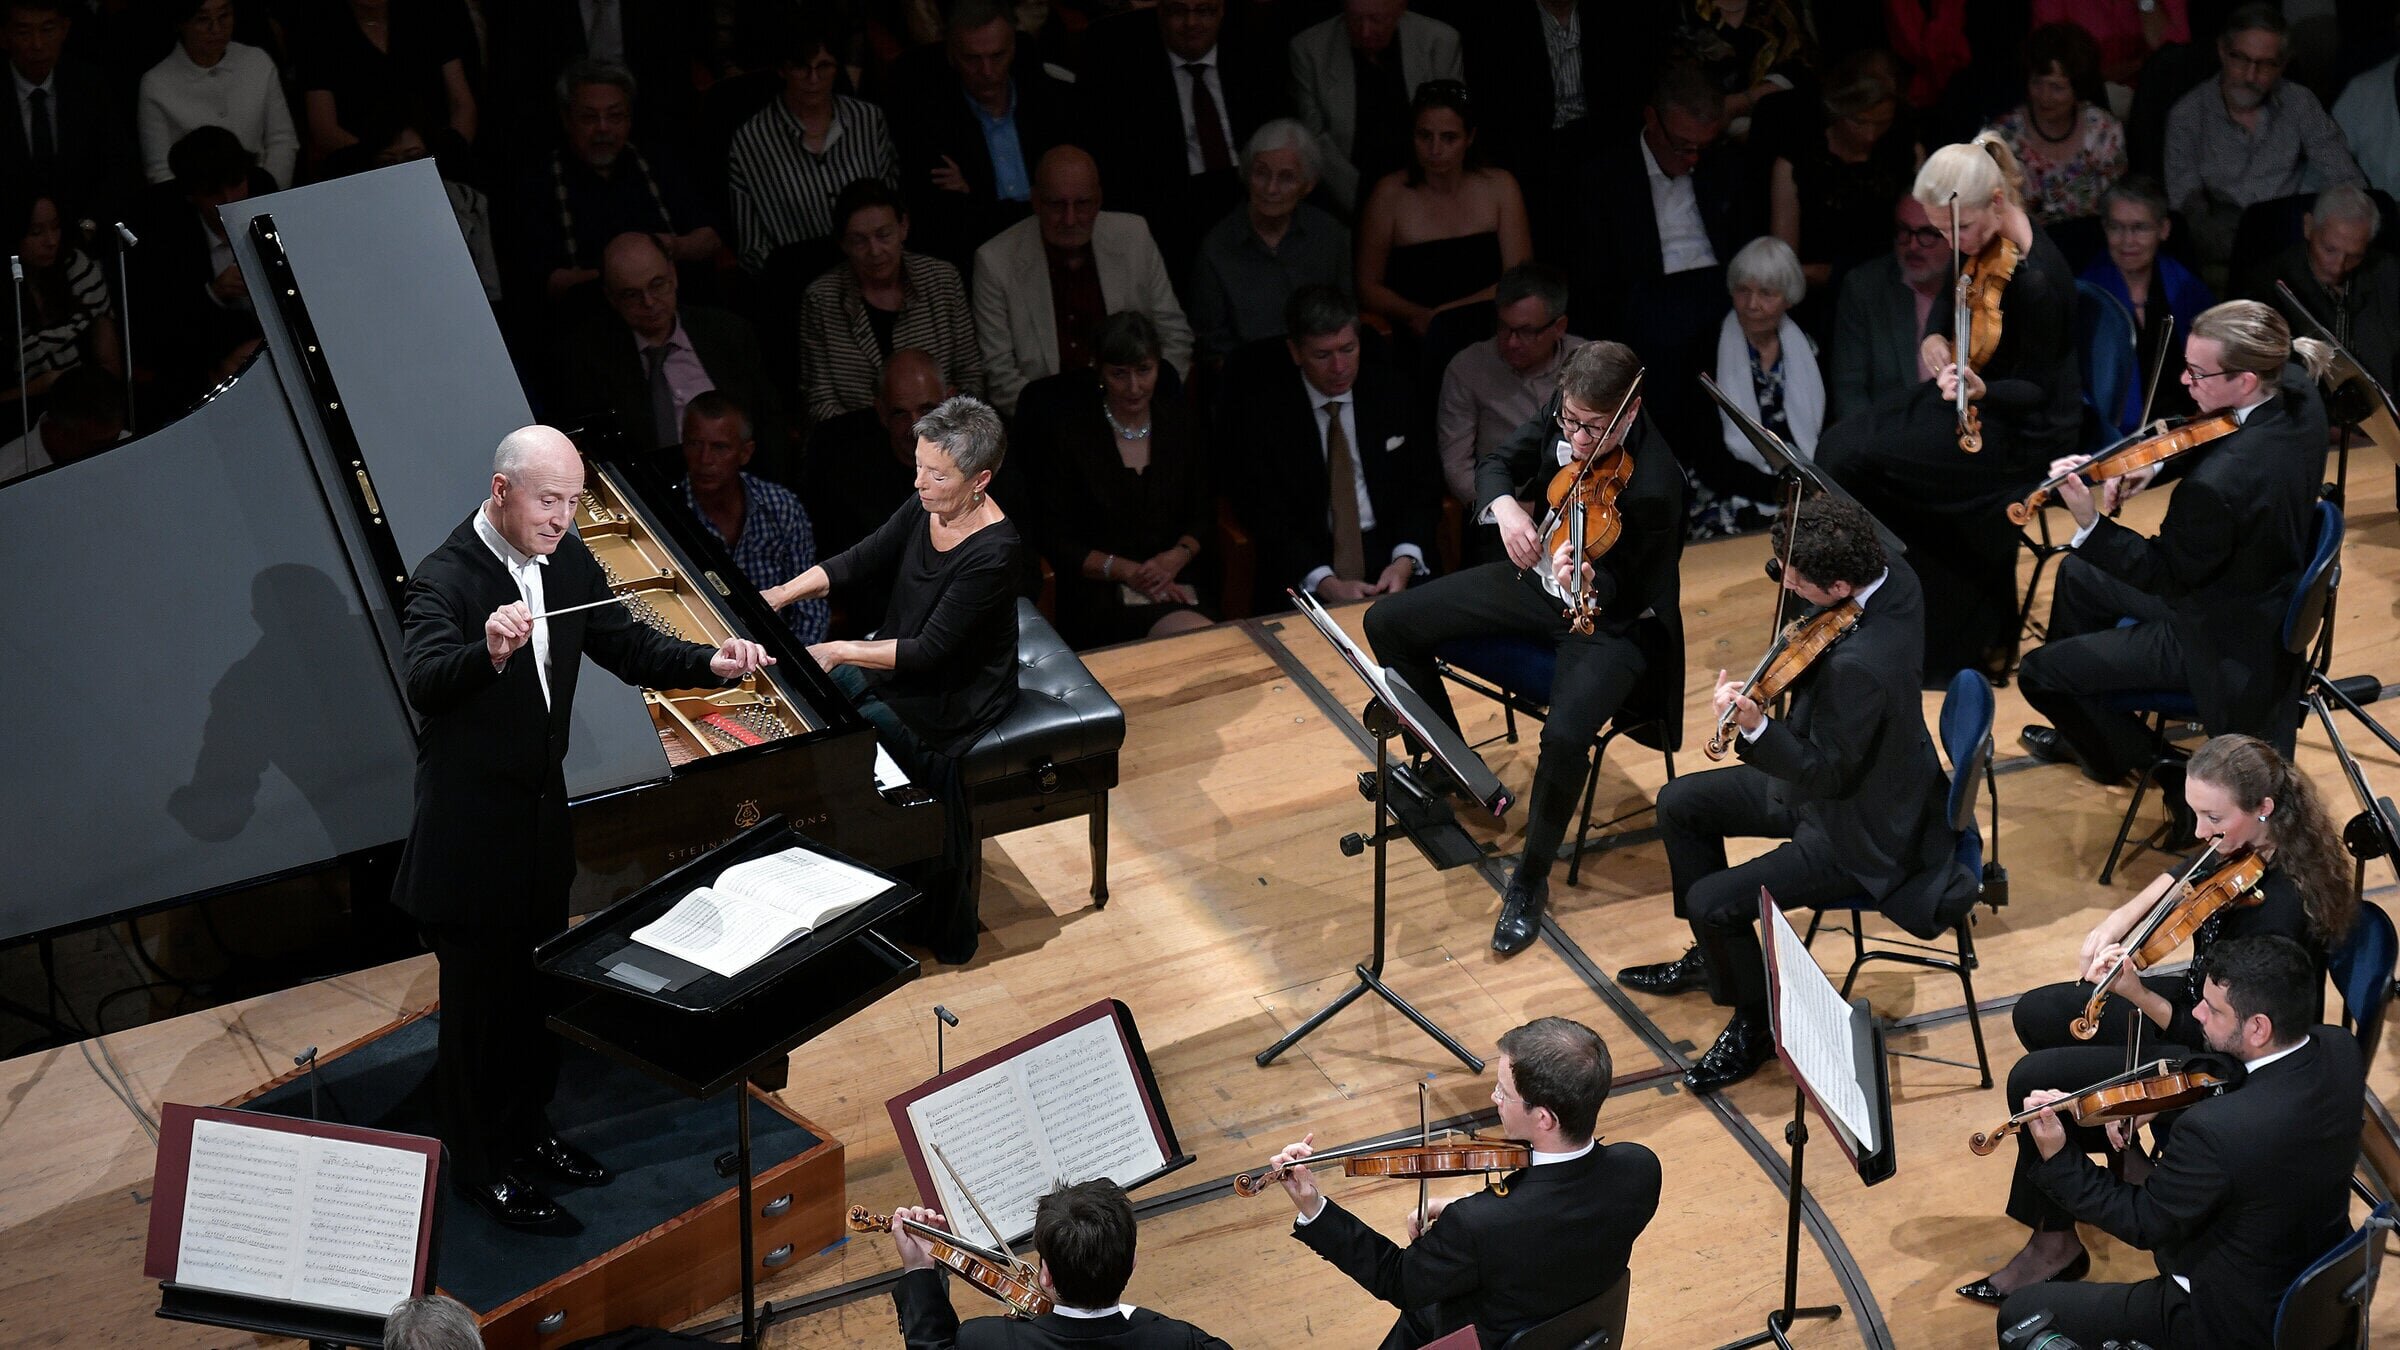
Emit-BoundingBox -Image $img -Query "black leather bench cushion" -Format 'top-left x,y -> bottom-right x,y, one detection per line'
961,600 -> 1127,788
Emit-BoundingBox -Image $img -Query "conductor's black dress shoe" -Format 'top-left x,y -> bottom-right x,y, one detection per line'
458,1174 -> 562,1228
520,1133 -> 611,1187
1491,876 -> 1548,955
1618,946 -> 1710,996
1955,1249 -> 2089,1306
1684,1008 -> 1775,1094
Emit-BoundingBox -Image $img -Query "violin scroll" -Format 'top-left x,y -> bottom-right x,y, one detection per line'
1231,1167 -> 1282,1198
1967,1127 -> 2009,1157
846,1204 -> 890,1233
2068,1010 -> 2103,1041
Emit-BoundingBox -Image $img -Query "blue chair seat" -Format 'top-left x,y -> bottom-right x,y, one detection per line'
2272,1200 -> 2395,1348
2331,900 -> 2398,1067
1438,636 -> 1561,708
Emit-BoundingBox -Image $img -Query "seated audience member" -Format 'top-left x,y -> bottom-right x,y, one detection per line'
1189,118 -> 1351,364
2240,183 -> 2398,391
0,364 -> 124,481
1676,0 -> 1812,139
130,126 -> 271,403
1436,261 -> 1583,511
505,59 -> 720,307
137,0 -> 297,189
383,1293 -> 484,1350
763,398 -> 1024,963
1022,312 -> 1213,648
679,391 -> 828,645
1355,81 -> 1530,344
2082,175 -> 2213,423
971,146 -> 1193,417
799,178 -> 982,422
882,0 -> 1077,268
1223,284 -> 1435,610
1461,0 -> 1659,256
725,12 -> 897,278
0,0 -> 135,222
1689,236 -> 1821,539
2031,0 -> 2189,90
887,1178 -> 1233,1349
1287,0 -> 1463,211
2164,4 -> 2362,282
349,116 -> 499,304
1766,51 -> 1920,293
550,232 -> 786,476
4,189 -> 119,413
804,349 -> 953,629
1827,190 -> 1947,421
2332,49 -> 2400,200
477,0 -> 699,158
1988,23 -> 2128,231
291,0 -> 477,166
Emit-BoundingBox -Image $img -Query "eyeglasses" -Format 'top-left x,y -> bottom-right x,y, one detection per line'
1556,411 -> 1614,441
1499,319 -> 1561,342
1893,224 -> 1944,248
609,274 -> 673,306
2221,49 -> 2286,75
2183,364 -> 2236,383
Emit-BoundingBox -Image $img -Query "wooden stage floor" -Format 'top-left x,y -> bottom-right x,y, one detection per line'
7,448 -> 2400,1348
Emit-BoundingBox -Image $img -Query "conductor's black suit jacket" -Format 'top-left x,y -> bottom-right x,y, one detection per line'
1292,1142 -> 1663,1348
892,1269 -> 1232,1349
2074,364 -> 2326,743
1736,555 -> 1977,938
390,511 -> 719,929
2034,1028 -> 2365,1348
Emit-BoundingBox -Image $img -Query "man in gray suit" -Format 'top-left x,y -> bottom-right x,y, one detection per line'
1827,191 -> 1949,421
1287,0 -> 1463,209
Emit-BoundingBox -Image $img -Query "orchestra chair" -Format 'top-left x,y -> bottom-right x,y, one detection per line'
962,599 -> 1126,907
1433,637 -> 1676,886
2271,1200 -> 2395,1350
2098,498 -> 2344,883
1499,1266 -> 1631,1350
1802,667 -> 1998,1087
2332,900 -> 2398,1069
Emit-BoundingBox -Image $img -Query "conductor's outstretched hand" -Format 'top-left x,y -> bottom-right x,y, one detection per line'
712,638 -> 776,679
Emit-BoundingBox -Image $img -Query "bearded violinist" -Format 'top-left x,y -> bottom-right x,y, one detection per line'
2015,300 -> 2332,787
1363,342 -> 1685,956
1617,496 -> 1978,1093
1992,936 -> 2364,1350
1265,1017 -> 1660,1349
1959,734 -> 2353,1307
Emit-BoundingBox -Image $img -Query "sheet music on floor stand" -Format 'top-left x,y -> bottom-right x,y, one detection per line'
1763,894 -> 1896,1183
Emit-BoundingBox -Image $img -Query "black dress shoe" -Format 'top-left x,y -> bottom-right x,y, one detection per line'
2018,725 -> 2078,766
1618,946 -> 1710,996
1954,1249 -> 2089,1306
1684,1008 -> 1775,1094
519,1134 -> 611,1187
1491,876 -> 1548,956
458,1174 -> 562,1228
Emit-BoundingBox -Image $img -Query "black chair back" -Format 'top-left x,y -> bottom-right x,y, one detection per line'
1499,1267 -> 1631,1350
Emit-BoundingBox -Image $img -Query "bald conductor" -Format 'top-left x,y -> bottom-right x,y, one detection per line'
390,426 -> 771,1229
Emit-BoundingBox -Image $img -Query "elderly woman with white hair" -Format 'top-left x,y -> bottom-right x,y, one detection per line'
1188,118 -> 1354,362
1689,236 -> 1825,537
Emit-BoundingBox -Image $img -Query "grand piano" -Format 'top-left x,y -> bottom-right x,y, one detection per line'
0,162 -> 939,948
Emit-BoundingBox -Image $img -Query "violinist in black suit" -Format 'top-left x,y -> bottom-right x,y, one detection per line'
392,426 -> 773,1228
1363,339 -> 1683,956
1999,936 -> 2367,1350
2016,300 -> 2332,787
1266,1017 -> 1662,1349
1618,496 -> 1979,1093
889,1178 -> 1233,1349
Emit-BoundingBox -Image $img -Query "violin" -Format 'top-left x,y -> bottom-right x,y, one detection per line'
1703,600 -> 1863,760
1946,199 -> 2023,455
1968,1058 -> 2239,1155
847,1206 -> 1054,1318
1232,1135 -> 1533,1198
1536,371 -> 1643,635
2070,842 -> 2266,1040
2005,412 -> 2240,525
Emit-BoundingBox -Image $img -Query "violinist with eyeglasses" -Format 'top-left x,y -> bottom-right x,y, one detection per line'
1262,1017 -> 1659,1349
1958,734 -> 2355,1309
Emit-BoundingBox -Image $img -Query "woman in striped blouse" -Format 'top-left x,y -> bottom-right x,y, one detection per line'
798,178 -> 985,421
724,13 -> 899,276
5,192 -> 122,414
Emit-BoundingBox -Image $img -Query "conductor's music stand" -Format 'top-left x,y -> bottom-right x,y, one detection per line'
535,814 -> 922,1349
2276,279 -> 2399,508
1255,590 -> 1512,1073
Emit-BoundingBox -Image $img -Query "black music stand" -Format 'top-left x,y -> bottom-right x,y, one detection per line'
2306,675 -> 2400,902
1715,890 -> 1897,1350
1255,590 -> 1511,1073
2275,280 -> 2400,508
535,815 -> 922,1349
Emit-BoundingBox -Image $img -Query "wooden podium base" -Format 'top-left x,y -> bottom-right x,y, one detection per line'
227,1006 -> 846,1348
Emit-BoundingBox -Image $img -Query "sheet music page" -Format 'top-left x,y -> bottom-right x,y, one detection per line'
904,1074 -> 1058,1249
629,886 -> 796,978
288,1136 -> 426,1315
1018,1016 -> 1168,1197
1766,903 -> 1878,1153
176,1119 -> 429,1317
716,846 -> 889,928
178,1119 -> 306,1300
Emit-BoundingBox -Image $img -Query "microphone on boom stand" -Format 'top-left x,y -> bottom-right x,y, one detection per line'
111,222 -> 138,433
10,253 -> 28,450
934,1004 -> 959,1075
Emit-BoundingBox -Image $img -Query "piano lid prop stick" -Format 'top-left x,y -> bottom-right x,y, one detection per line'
525,593 -> 638,622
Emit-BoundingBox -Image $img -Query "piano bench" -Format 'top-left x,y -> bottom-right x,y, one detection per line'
962,600 -> 1125,907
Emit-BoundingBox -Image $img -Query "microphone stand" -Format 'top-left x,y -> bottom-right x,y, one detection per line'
2305,675 -> 2400,903
112,222 -> 137,433
10,254 -> 27,450
934,1004 -> 958,1075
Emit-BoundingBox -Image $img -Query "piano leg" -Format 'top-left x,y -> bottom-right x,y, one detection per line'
1090,793 -> 1110,910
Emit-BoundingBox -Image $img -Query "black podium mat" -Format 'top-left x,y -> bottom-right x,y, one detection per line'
242,1013 -> 821,1314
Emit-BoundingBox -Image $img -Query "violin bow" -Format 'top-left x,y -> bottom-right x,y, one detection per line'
930,1141 -> 1035,1279
2132,315 -> 2173,431
1416,1082 -> 1432,1232
1948,192 -> 1971,429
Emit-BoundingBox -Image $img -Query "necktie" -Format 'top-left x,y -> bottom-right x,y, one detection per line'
1185,64 -> 1231,173
645,341 -> 679,448
1324,401 -> 1366,582
28,87 -> 53,163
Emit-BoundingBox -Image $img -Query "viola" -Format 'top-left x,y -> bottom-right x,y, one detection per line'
1968,1058 -> 2239,1155
1948,227 -> 2022,455
2005,412 -> 2240,525
1703,601 -> 1863,761
1536,372 -> 1643,634
846,1206 -> 1053,1317
2070,843 -> 2266,1040
1232,1135 -> 1533,1198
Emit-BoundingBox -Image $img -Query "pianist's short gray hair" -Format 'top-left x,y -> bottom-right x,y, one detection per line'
915,396 -> 1007,478
384,1294 -> 483,1350
1242,118 -> 1321,184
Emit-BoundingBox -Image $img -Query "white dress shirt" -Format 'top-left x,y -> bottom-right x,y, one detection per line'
1300,374 -> 1426,594
475,504 -> 554,707
1051,1302 -> 1139,1319
1641,133 -> 1716,275
2067,391 -> 2273,549
1170,47 -> 1235,176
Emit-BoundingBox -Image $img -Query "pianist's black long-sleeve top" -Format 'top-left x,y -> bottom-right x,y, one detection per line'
823,498 -> 1022,758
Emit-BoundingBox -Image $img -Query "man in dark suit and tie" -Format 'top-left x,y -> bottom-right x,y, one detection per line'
882,0 -> 1078,269
1,0 -> 134,220
393,426 -> 772,1227
1224,284 -> 1438,611
2001,935 -> 2367,1349
1268,1016 -> 1662,1348
1828,191 -> 1951,421
888,1178 -> 1234,1349
1618,495 -> 1978,1092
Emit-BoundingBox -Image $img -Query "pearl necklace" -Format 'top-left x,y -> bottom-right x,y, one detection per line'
1103,405 -> 1152,441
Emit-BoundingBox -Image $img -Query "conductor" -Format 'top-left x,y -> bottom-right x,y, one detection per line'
392,426 -> 773,1228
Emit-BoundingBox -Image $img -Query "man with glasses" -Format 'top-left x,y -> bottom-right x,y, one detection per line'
2163,3 -> 2361,284
1828,190 -> 1953,420
1437,262 -> 1584,513
1364,340 -> 1684,956
1265,1017 -> 1660,1348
